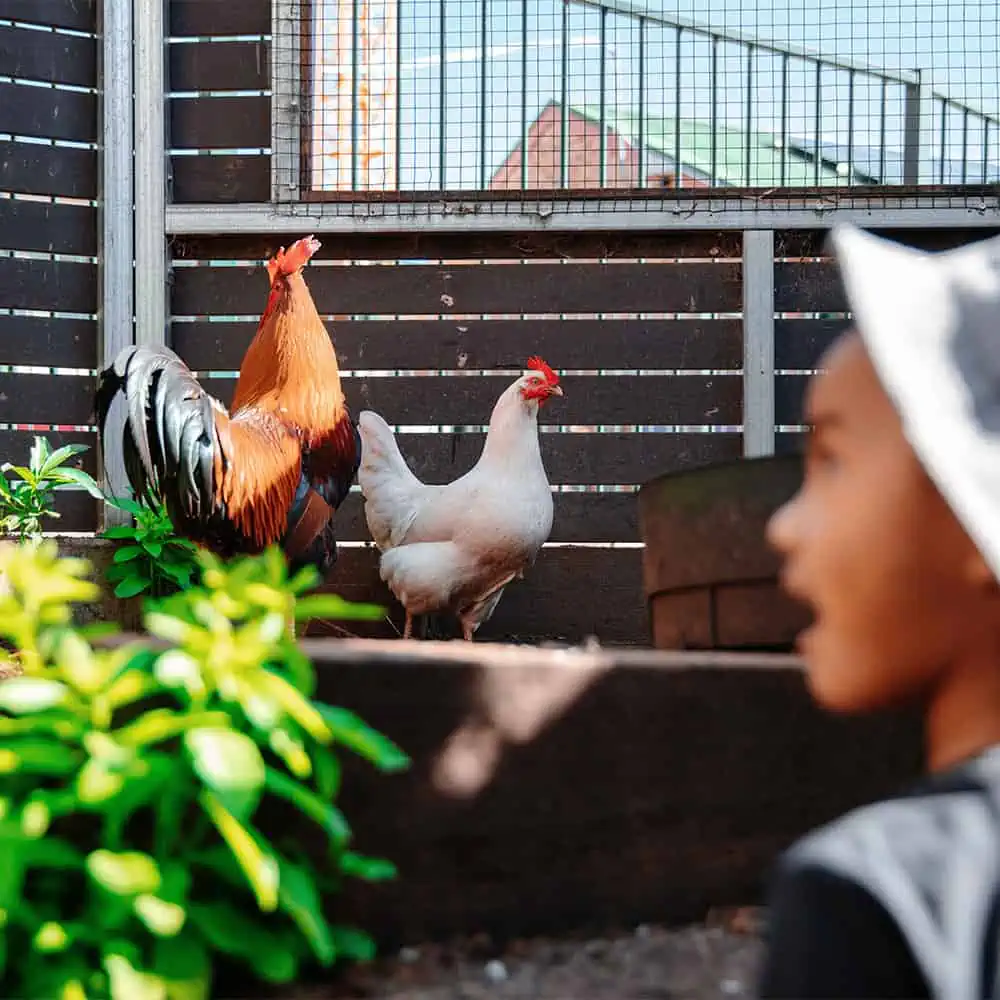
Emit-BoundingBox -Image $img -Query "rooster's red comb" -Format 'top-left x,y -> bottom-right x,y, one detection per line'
526,356 -> 559,386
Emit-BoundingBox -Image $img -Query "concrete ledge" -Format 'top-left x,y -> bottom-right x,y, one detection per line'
290,642 -> 922,945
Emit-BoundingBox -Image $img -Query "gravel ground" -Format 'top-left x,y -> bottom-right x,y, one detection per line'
297,909 -> 765,1000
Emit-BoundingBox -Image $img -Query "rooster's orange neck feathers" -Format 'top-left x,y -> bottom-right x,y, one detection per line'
230,237 -> 346,434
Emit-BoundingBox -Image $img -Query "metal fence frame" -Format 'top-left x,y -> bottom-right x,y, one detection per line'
108,0 -> 1000,492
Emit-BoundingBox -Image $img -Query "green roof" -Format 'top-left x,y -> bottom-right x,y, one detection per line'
572,104 -> 846,186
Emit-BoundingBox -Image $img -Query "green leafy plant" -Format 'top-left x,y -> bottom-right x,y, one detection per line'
0,539 -> 406,1000
0,437 -> 104,542
101,498 -> 202,601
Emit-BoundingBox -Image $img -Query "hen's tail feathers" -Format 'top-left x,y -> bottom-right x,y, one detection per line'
357,409 -> 426,549
95,345 -> 222,527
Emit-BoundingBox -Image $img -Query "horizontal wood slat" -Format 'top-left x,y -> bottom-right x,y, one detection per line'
776,228 -> 1000,258
774,261 -> 846,314
171,318 -> 744,372
172,261 -> 743,316
0,199 -> 97,256
0,23 -> 96,86
169,40 -> 269,90
169,96 -> 270,149
168,0 -> 271,35
335,492 -> 640,543
775,374 -> 809,425
775,319 -> 844,370
41,489 -> 99,531
315,545 -> 647,643
0,0 -> 96,32
198,373 -> 742,426
0,429 -> 98,476
0,140 -> 98,199
0,373 -> 94,424
172,231 -> 743,262
0,258 -> 96,313
0,316 -> 96,367
0,82 -> 96,143
169,154 -> 271,203
776,432 -> 807,456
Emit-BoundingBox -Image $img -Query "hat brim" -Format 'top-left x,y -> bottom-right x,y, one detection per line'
829,223 -> 1000,578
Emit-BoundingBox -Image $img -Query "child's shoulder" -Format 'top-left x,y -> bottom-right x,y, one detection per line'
766,746 -> 1000,1000
787,747 -> 1000,882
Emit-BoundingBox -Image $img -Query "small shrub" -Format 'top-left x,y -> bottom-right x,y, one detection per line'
101,498 -> 202,600
0,539 -> 407,1000
0,437 -> 104,541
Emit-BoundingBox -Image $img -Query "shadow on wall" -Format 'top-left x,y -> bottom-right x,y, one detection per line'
280,643 -> 923,949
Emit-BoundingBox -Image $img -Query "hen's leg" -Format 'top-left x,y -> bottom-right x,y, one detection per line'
403,611 -> 414,640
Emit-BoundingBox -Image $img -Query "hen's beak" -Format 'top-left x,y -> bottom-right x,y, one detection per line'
548,385 -> 564,397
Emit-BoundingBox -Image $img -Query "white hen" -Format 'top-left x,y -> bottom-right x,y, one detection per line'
357,357 -> 563,640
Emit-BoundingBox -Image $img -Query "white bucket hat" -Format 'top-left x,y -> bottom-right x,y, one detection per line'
829,223 -> 1000,579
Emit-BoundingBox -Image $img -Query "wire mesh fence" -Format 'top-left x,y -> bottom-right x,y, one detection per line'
278,0 -> 1000,202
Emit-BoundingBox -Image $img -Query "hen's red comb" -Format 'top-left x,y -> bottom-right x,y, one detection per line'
526,356 -> 559,386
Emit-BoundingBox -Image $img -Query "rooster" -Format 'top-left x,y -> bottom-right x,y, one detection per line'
94,235 -> 359,576
357,357 -> 563,640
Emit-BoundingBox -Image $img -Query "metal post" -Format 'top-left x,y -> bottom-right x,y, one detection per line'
98,0 -> 134,526
272,0 -> 303,201
134,0 -> 167,351
903,69 -> 925,185
742,230 -> 775,458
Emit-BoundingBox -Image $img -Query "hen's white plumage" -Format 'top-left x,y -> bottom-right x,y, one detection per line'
357,364 -> 562,640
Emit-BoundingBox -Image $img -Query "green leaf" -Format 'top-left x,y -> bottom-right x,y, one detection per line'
104,952 -> 167,1000
294,593 -> 385,622
104,563 -> 133,583
330,925 -> 377,963
115,575 -> 151,599
184,728 -> 265,820
187,902 -> 297,983
107,497 -> 144,515
142,541 -> 163,558
115,709 -> 231,748
152,932 -> 211,1000
264,766 -> 350,844
52,466 -> 105,499
198,790 -> 278,911
0,738 -> 80,777
113,545 -> 143,564
313,703 -> 411,772
258,670 -> 332,745
87,849 -> 162,896
134,894 -> 186,937
153,651 -> 205,697
159,563 -> 192,588
0,677 -> 70,714
338,850 -> 398,882
277,858 -> 335,965
101,525 -> 137,541
311,744 -> 341,800
76,758 -> 127,803
33,921 -> 70,953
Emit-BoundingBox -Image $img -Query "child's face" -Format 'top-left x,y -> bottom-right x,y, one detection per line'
767,330 -> 988,713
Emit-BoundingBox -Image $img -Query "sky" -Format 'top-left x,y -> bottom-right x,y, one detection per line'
311,0 -> 1000,189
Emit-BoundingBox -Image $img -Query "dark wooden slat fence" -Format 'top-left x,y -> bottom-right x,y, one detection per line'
167,0 -> 272,202
0,0 -> 100,531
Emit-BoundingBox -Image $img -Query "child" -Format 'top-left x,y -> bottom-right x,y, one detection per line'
757,224 -> 1000,1000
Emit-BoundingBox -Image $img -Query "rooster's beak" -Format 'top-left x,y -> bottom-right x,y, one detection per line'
549,385 -> 564,397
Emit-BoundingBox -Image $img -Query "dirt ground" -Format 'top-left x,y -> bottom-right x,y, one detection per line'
301,909 -> 765,1000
